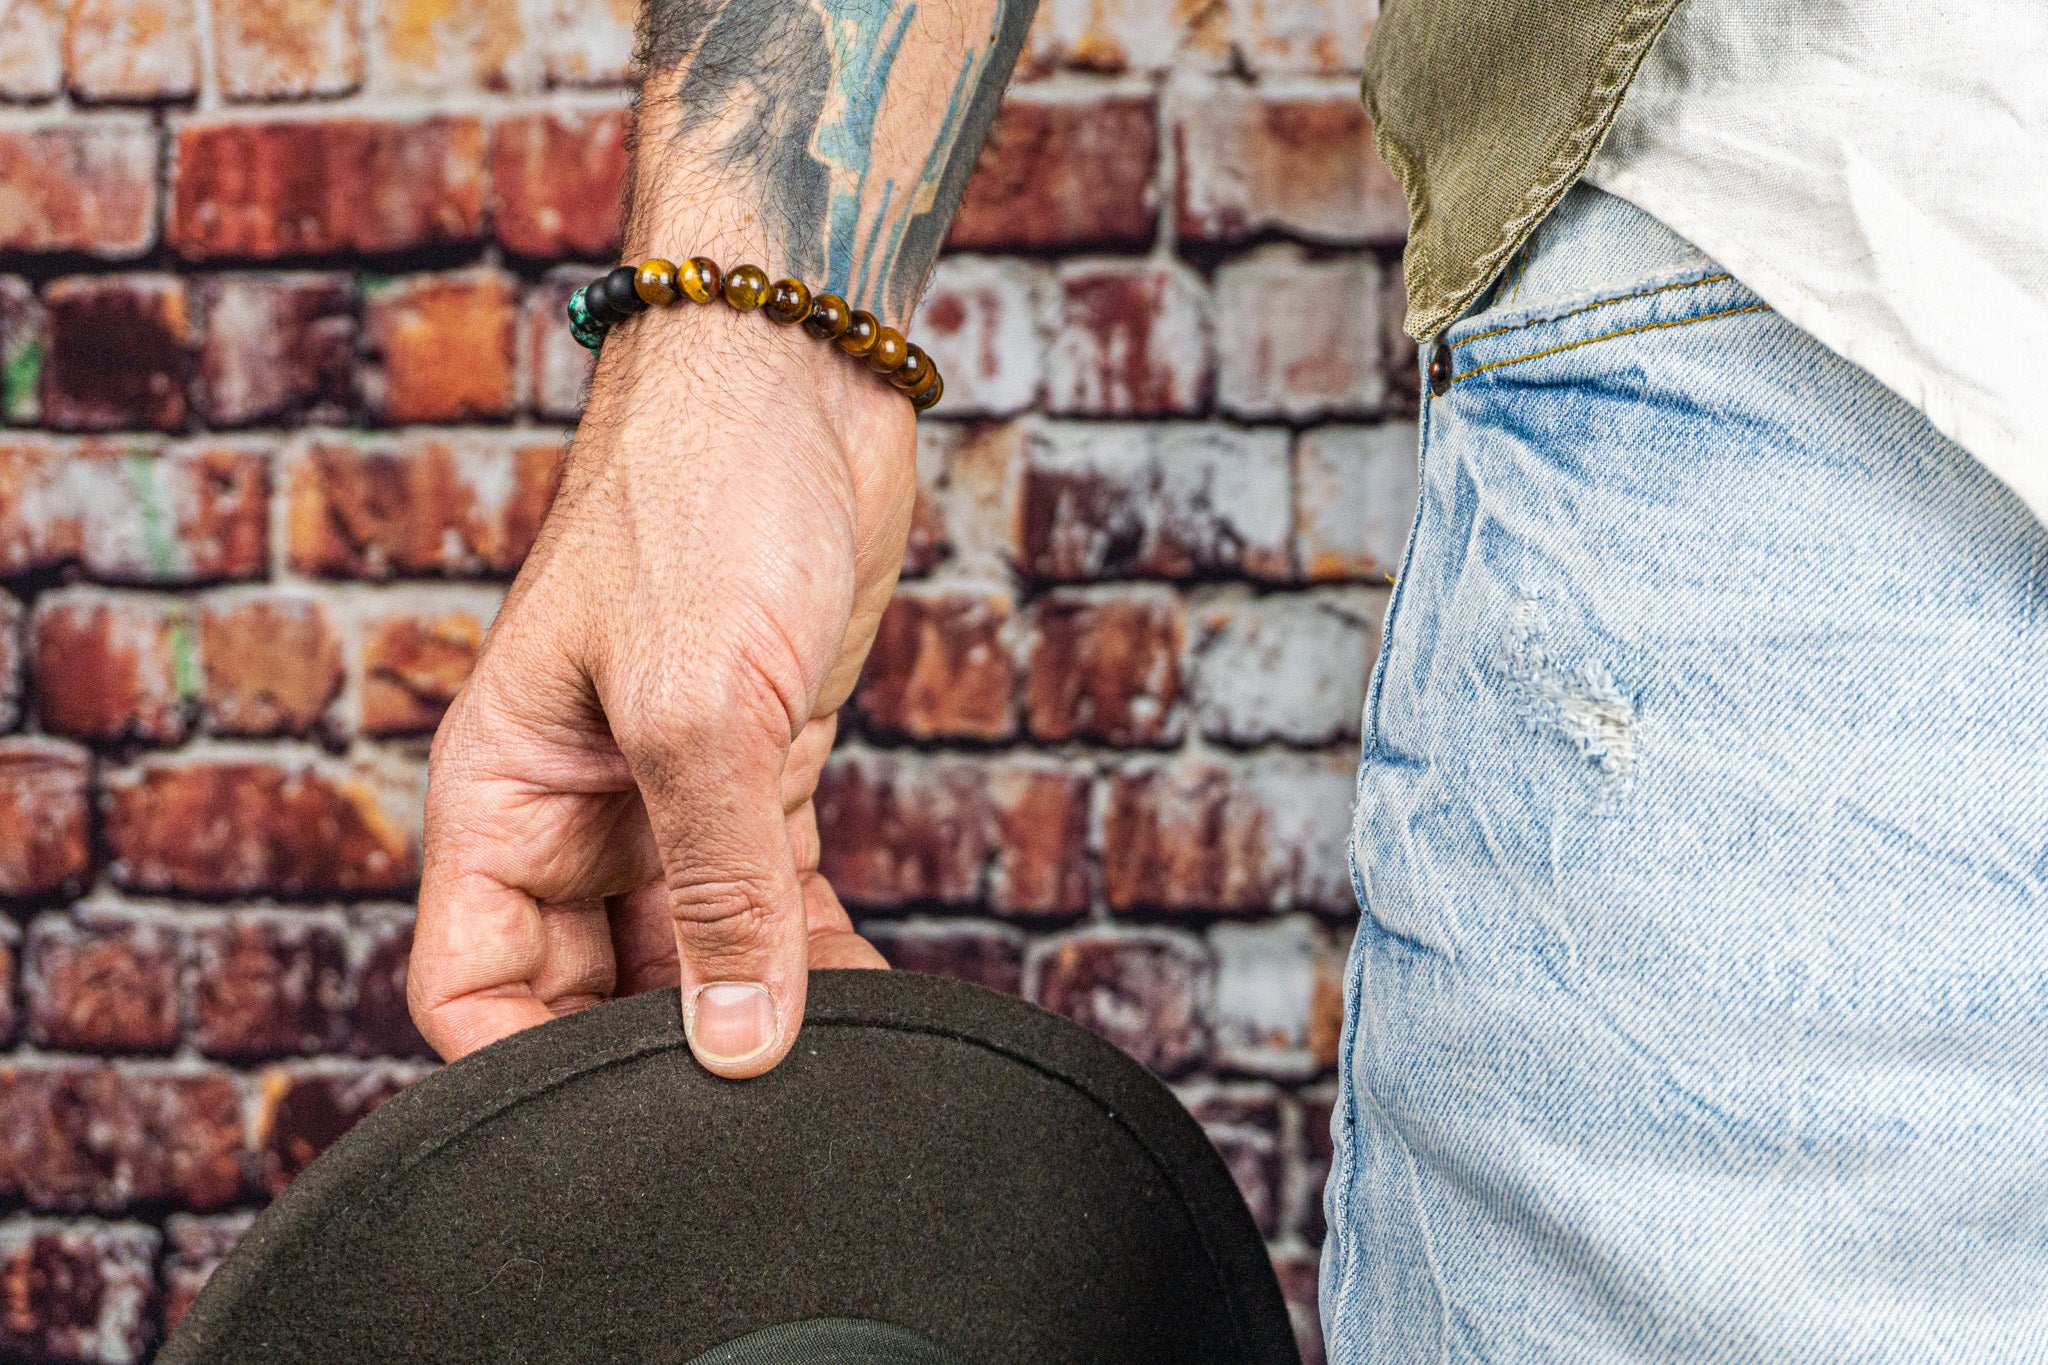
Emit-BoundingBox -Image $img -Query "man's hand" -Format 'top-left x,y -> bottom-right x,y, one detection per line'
408,0 -> 1035,1076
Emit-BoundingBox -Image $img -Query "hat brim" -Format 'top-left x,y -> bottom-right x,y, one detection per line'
164,970 -> 1300,1365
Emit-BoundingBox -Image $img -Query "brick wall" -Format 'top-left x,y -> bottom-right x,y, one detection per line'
0,0 -> 1415,1359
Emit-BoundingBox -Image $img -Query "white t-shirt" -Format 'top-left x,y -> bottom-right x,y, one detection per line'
1583,0 -> 2048,524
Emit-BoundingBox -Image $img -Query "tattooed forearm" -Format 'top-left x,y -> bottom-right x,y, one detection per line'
632,0 -> 1036,325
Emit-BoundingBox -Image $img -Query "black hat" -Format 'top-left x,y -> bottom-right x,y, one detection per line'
163,970 -> 1301,1364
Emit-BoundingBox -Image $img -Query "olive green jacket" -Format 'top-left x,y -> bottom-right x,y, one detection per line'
1364,0 -> 1686,340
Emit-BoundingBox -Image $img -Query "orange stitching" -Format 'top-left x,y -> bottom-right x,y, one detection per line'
1460,273 -> 1734,346
1447,303 -> 1770,387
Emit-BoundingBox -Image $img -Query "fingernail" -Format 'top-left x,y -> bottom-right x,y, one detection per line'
685,982 -> 777,1067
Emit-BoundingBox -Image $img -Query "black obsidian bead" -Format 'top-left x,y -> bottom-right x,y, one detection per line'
604,264 -> 649,316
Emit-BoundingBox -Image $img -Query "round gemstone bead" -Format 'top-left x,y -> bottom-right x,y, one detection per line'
804,293 -> 852,340
866,326 -> 909,373
602,264 -> 648,315
838,310 -> 880,356
723,264 -> 770,311
566,286 -> 608,352
888,344 -> 932,390
764,278 -> 813,324
901,359 -> 941,402
678,257 -> 723,304
634,258 -> 680,306
910,371 -> 944,412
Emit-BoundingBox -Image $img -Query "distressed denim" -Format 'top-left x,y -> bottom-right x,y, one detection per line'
1321,184 -> 2048,1363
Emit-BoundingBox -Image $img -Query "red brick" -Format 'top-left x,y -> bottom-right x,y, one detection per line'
0,0 -> 64,99
197,273 -> 355,426
855,586 -> 1016,741
950,91 -> 1158,250
0,1218 -> 159,1365
862,920 -> 1025,997
285,433 -> 565,579
372,0 -> 522,94
0,1062 -> 245,1212
1015,422 -> 1292,581
1190,590 -> 1381,744
0,276 -> 43,425
254,1061 -> 422,1195
986,759 -> 1091,916
1272,1243 -> 1326,1365
39,273 -> 194,431
540,0 -> 635,85
0,737 -> 90,898
1231,0 -> 1375,75
1294,423 -> 1416,581
212,0 -> 361,100
30,589 -> 189,743
1046,259 -> 1212,416
815,750 -> 990,908
1206,1119 -> 1280,1235
1026,927 -> 1212,1075
1215,247 -> 1385,418
22,906 -> 181,1052
198,590 -> 345,737
1099,753 -> 1354,913
1024,586 -> 1186,744
169,114 -> 486,259
1382,257 -> 1419,415
0,439 -> 270,583
362,268 -> 518,423
1174,80 -> 1405,244
0,921 -> 15,1044
524,272 -> 597,419
909,257 -> 1047,417
103,755 -> 421,896
0,118 -> 158,255
161,1212 -> 252,1340
1029,0 -> 1228,73
906,421 -> 1022,580
359,599 -> 488,737
65,0 -> 197,100
1209,916 -> 1344,1078
189,911 -> 349,1058
0,587 -> 21,731
347,905 -> 430,1058
490,109 -> 628,260
1292,1084 -> 1335,1245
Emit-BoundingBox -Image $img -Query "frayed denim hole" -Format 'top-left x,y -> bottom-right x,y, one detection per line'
1500,598 -> 1639,814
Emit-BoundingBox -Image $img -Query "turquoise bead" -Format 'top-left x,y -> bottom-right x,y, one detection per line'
567,286 -> 609,352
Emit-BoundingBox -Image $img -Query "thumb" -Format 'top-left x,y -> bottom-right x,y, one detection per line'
611,680 -> 811,1080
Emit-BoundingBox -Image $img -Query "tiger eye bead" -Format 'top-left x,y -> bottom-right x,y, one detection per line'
838,309 -> 880,356
803,293 -> 852,339
910,371 -> 944,412
678,257 -> 722,304
634,258 -> 680,306
865,326 -> 909,373
888,344 -> 932,390
900,358 -> 941,402
764,277 -> 813,324
723,264 -> 770,311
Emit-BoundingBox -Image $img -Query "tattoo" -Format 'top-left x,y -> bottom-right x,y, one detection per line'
637,0 -> 1036,324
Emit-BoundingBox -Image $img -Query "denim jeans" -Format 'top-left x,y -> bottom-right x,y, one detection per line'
1322,184 -> 2048,1362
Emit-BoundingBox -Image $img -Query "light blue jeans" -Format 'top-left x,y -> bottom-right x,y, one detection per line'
1322,184 -> 2048,1362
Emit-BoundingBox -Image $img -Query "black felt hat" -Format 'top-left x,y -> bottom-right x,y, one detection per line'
164,970 -> 1301,1365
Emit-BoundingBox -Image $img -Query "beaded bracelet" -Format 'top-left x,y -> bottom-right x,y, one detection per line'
568,258 -> 944,413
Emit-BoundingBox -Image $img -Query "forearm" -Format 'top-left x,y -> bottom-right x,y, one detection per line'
626,0 -> 1036,328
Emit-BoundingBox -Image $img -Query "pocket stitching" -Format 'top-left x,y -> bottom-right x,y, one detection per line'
1448,301 -> 1770,388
